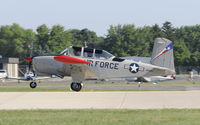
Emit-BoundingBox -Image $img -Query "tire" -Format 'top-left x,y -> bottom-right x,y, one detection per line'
30,82 -> 37,88
71,82 -> 82,92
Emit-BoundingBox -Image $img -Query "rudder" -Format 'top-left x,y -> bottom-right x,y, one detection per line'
151,38 -> 175,71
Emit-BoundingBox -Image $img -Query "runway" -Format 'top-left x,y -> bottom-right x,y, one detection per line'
0,91 -> 200,109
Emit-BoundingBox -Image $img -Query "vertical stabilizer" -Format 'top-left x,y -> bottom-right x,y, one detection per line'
151,38 -> 175,71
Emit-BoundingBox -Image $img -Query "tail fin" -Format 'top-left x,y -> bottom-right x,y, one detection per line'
151,38 -> 175,71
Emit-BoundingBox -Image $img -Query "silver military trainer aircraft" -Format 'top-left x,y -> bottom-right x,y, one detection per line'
25,38 -> 175,91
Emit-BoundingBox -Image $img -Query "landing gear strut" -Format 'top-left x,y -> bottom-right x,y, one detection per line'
30,81 -> 37,88
71,82 -> 82,92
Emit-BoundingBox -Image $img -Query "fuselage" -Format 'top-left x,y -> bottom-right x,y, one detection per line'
32,55 -> 174,79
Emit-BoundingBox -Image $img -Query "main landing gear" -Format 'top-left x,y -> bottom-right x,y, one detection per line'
71,82 -> 82,92
30,81 -> 37,88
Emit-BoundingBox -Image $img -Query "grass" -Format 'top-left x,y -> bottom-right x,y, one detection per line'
176,74 -> 200,77
159,81 -> 200,85
0,109 -> 200,125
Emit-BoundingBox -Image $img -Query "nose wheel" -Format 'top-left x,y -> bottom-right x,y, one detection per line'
71,82 -> 82,92
30,81 -> 37,88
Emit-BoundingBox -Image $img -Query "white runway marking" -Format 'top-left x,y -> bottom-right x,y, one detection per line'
0,91 -> 200,109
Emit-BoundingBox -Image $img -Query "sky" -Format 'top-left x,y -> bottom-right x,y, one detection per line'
0,0 -> 199,36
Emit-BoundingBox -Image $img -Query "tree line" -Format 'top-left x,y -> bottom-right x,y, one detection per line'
0,22 -> 199,73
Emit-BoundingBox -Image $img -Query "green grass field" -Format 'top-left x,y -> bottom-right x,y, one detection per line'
0,109 -> 200,125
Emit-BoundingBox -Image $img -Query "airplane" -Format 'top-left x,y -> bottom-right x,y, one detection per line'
8,67 -> 58,83
143,74 -> 175,83
0,70 -> 8,82
25,38 -> 175,91
125,74 -> 175,84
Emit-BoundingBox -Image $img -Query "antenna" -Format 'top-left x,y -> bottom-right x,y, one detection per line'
29,40 -> 34,57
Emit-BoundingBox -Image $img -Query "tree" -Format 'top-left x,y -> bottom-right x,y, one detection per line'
176,25 -> 200,53
104,24 -> 154,57
173,40 -> 191,66
150,24 -> 164,52
190,51 -> 200,74
0,23 -> 36,64
35,24 -> 50,55
70,28 -> 101,48
162,21 -> 176,41
0,22 -> 200,69
104,25 -> 133,57
152,24 -> 164,38
48,25 -> 72,54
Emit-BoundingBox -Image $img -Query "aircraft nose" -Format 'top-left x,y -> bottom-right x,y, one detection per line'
31,56 -> 41,71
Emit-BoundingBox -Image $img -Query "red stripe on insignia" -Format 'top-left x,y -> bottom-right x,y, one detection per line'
139,67 -> 144,71
124,65 -> 129,69
54,56 -> 91,64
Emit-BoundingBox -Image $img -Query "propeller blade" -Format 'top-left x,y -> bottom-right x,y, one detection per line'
54,56 -> 91,64
28,62 -> 32,72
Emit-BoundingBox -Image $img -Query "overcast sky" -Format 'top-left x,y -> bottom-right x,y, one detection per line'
0,0 -> 199,36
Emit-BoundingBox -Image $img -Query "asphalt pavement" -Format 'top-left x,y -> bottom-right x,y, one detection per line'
0,91 -> 200,109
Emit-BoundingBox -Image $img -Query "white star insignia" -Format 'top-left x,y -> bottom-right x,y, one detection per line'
130,64 -> 139,72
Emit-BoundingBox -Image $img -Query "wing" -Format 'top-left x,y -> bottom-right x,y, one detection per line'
54,56 -> 97,82
70,64 -> 98,82
7,76 -> 58,81
7,77 -> 34,81
35,76 -> 59,80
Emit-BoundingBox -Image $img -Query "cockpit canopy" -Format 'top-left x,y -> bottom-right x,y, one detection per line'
60,46 -> 114,59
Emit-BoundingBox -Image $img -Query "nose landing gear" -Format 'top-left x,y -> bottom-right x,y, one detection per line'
30,81 -> 37,88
